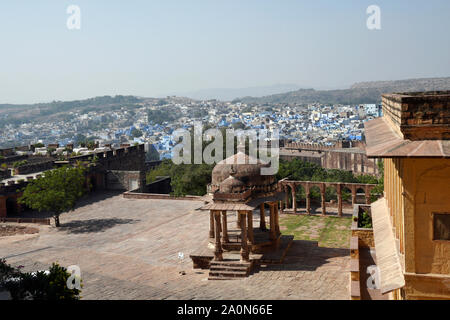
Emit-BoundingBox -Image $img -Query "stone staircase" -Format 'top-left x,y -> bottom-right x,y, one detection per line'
208,260 -> 253,280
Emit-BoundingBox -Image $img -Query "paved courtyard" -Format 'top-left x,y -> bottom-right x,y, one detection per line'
0,192 -> 350,300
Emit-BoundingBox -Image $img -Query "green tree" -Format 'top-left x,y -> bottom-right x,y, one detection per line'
19,166 -> 87,227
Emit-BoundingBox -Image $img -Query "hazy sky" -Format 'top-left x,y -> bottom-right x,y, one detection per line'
1,0 -> 450,103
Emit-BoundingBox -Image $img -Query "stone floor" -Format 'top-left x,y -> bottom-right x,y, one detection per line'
0,192 -> 350,300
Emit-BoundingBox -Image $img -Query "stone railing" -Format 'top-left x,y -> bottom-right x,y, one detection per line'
279,180 -> 377,217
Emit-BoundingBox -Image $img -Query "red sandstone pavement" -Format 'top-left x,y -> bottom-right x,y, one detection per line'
0,192 -> 350,300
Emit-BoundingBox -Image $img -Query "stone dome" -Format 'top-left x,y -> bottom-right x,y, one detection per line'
210,152 -> 277,195
212,152 -> 268,186
219,175 -> 245,194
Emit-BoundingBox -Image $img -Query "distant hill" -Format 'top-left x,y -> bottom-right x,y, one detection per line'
0,95 -> 145,125
239,77 -> 450,105
178,84 -> 300,101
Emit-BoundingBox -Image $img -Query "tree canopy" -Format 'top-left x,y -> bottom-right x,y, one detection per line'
19,166 -> 87,226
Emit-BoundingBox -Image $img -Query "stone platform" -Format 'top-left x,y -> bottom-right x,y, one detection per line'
190,233 -> 294,279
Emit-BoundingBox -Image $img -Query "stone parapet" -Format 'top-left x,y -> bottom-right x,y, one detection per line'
381,91 -> 450,140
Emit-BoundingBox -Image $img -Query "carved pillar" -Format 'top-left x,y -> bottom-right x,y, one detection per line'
236,211 -> 241,228
214,211 -> 223,261
259,203 -> 266,230
221,211 -> 229,243
269,203 -> 276,241
351,186 -> 357,206
284,186 -> 289,212
274,204 -> 280,236
209,210 -> 214,238
239,211 -> 249,262
337,183 -> 343,217
291,184 -> 297,214
247,211 -> 254,244
305,183 -> 311,215
320,184 -> 326,216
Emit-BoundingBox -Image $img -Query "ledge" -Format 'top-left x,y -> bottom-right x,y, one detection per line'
364,117 -> 450,158
371,198 -> 405,294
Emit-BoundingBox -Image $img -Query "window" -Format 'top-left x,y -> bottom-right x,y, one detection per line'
433,213 -> 450,241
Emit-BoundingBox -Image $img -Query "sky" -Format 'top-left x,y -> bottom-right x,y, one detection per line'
1,0 -> 450,104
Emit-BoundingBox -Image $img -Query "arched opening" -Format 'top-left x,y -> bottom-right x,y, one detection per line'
342,187 -> 352,204
325,186 -> 338,202
356,187 -> 365,204
309,185 -> 321,204
6,197 -> 17,216
295,185 -> 306,207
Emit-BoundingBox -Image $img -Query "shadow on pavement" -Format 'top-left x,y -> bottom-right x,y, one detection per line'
59,218 -> 139,234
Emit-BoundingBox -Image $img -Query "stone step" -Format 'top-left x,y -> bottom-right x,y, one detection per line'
208,260 -> 252,280
210,260 -> 251,267
208,276 -> 241,280
209,270 -> 249,278
210,265 -> 249,272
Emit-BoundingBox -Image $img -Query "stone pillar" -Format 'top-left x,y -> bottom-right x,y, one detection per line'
269,203 -> 276,241
305,183 -> 311,215
236,211 -> 241,228
209,210 -> 215,238
351,186 -> 357,206
361,154 -> 364,173
284,186 -> 289,212
259,203 -> 266,230
291,185 -> 297,214
337,183 -> 343,217
247,211 -> 254,244
320,184 -> 326,216
239,211 -> 249,262
274,204 -> 280,236
214,211 -> 223,261
221,211 -> 229,243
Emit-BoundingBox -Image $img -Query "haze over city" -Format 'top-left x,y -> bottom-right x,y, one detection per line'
1,0 -> 450,103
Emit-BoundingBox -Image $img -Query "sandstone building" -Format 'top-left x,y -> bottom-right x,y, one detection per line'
363,91 -> 450,299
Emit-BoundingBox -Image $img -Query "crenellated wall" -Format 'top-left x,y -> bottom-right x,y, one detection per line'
0,144 -> 147,218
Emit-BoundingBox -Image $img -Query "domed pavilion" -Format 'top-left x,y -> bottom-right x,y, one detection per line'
190,152 -> 293,279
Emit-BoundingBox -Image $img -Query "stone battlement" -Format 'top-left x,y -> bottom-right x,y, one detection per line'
381,91 -> 450,140
68,144 -> 145,171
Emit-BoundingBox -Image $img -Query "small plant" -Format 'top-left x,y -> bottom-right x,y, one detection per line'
358,210 -> 372,228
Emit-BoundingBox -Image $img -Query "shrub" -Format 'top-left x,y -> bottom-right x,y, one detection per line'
358,210 -> 372,228
0,259 -> 81,300
12,160 -> 28,168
